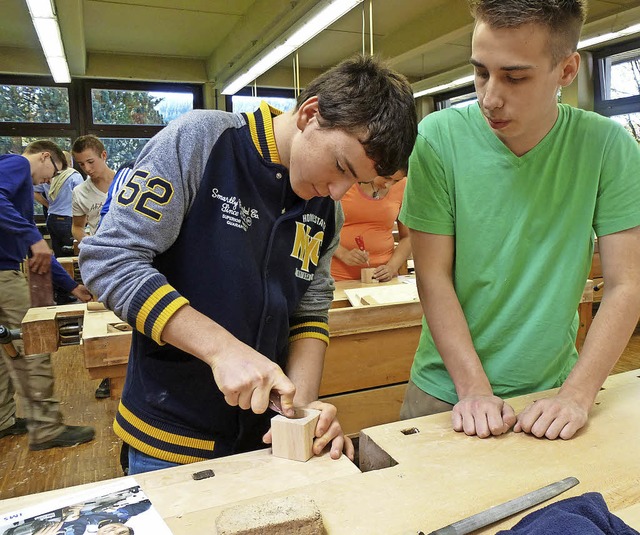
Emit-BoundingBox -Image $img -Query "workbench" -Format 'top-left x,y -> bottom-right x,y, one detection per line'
2,370 -> 639,534
20,276 -> 594,435
20,278 -> 423,434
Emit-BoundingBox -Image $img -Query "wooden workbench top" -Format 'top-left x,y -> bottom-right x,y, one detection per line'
2,370 -> 639,534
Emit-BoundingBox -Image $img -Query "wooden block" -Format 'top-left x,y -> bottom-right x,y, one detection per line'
215,495 -> 324,535
271,409 -> 320,462
360,267 -> 378,284
27,267 -> 54,307
359,294 -> 379,305
87,301 -> 107,311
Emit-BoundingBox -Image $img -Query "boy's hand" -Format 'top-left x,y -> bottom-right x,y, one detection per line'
514,396 -> 588,440
211,346 -> 296,416
29,239 -> 53,274
452,394 -> 516,438
71,284 -> 93,302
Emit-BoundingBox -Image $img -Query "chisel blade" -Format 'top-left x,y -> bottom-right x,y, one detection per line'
426,476 -> 579,535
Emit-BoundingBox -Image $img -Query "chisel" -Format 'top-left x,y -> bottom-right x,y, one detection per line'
424,476 -> 579,535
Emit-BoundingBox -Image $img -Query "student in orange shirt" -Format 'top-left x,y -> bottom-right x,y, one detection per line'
331,172 -> 411,282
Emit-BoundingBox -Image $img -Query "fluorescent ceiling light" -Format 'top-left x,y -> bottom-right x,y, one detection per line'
25,0 -> 54,18
578,23 -> 640,49
222,0 -> 363,95
413,74 -> 475,98
25,0 -> 71,83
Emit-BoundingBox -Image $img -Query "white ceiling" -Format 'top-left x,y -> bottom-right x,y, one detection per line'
1,0 -> 640,90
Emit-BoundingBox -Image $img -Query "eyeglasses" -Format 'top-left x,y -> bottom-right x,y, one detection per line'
50,156 -> 60,178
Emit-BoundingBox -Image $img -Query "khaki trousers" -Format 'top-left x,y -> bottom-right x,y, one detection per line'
0,270 -> 64,444
400,379 -> 454,420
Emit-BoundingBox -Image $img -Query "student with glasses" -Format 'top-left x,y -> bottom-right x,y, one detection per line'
0,140 -> 95,450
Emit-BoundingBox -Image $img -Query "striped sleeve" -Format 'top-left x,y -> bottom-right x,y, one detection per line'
126,273 -> 189,344
289,315 -> 330,346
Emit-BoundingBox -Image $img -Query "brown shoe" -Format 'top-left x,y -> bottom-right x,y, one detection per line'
30,425 -> 95,451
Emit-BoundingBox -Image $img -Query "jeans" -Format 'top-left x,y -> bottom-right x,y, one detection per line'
46,214 -> 73,258
128,446 -> 180,474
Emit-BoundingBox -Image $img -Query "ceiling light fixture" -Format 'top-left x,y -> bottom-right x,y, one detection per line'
221,0 -> 363,95
413,74 -> 475,99
25,0 -> 71,83
578,23 -> 640,49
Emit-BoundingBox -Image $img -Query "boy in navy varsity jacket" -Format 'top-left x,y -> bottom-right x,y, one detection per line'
79,55 -> 418,473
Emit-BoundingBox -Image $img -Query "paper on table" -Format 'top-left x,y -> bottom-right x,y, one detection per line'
344,278 -> 419,307
0,477 -> 173,534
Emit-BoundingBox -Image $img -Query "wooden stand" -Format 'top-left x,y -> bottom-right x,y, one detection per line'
271,409 -> 320,462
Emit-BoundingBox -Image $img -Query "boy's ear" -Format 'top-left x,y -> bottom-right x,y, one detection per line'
295,96 -> 320,131
559,51 -> 580,88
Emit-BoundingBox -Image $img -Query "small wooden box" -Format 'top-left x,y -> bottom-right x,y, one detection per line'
271,408 -> 320,462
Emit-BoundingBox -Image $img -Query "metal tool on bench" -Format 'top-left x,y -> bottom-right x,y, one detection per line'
424,476 -> 579,535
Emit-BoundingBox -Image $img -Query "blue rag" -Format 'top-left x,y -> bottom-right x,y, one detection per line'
496,492 -> 639,535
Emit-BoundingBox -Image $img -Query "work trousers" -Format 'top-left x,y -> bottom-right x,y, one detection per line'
400,379 -> 454,420
0,270 -> 65,445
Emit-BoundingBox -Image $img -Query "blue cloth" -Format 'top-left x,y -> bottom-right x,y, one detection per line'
35,171 -> 84,216
99,162 -> 135,222
497,492 -> 639,535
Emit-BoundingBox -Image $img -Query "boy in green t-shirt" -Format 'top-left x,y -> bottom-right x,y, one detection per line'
399,0 -> 640,440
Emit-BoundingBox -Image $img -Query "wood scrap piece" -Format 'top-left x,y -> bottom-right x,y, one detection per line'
87,301 -> 107,311
271,408 -> 320,462
215,495 -> 324,535
359,295 -> 380,306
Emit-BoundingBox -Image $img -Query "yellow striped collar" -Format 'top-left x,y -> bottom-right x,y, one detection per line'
244,101 -> 283,165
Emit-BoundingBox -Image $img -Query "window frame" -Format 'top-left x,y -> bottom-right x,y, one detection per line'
0,75 -> 204,142
593,37 -> 640,117
0,74 -> 80,141
224,86 -> 297,112
81,78 -> 204,138
433,84 -> 477,111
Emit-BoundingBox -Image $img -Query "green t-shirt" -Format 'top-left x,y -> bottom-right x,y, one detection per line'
399,103 -> 640,403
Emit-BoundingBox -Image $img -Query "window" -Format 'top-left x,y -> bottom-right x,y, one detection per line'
0,76 -> 203,169
225,87 -> 297,113
85,80 -> 203,166
594,38 -> 640,141
433,85 -> 477,111
0,84 -> 70,124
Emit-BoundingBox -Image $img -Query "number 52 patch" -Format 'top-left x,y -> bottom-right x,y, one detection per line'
116,169 -> 174,221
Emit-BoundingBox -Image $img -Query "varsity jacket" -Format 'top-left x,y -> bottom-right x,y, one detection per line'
79,102 -> 342,463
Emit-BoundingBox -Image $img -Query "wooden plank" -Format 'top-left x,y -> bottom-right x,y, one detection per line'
320,383 -> 407,435
319,327 -> 417,395
328,300 -> 423,337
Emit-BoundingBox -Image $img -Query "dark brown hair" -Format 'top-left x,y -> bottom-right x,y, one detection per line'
296,54 -> 417,176
24,140 -> 68,169
469,0 -> 587,66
